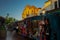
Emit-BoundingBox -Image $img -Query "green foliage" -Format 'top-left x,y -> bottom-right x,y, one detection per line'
5,13 -> 17,25
5,17 -> 16,24
0,26 -> 6,30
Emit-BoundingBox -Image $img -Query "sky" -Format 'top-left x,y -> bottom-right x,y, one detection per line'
0,0 -> 47,20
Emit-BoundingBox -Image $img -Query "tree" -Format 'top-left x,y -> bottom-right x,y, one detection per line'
5,13 -> 16,25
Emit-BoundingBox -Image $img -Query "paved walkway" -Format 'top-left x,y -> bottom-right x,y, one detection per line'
6,31 -> 27,40
0,31 -> 34,40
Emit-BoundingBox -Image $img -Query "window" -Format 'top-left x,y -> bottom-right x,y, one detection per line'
54,1 -> 57,9
58,0 -> 60,8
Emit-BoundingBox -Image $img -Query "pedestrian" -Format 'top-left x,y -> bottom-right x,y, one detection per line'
44,18 -> 51,40
38,20 -> 46,40
15,26 -> 19,33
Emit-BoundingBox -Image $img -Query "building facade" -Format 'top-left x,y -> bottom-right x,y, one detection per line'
22,5 -> 41,19
39,0 -> 60,15
46,0 -> 60,10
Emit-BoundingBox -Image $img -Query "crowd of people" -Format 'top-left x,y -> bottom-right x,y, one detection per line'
0,16 -> 57,40
14,18 -> 51,40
